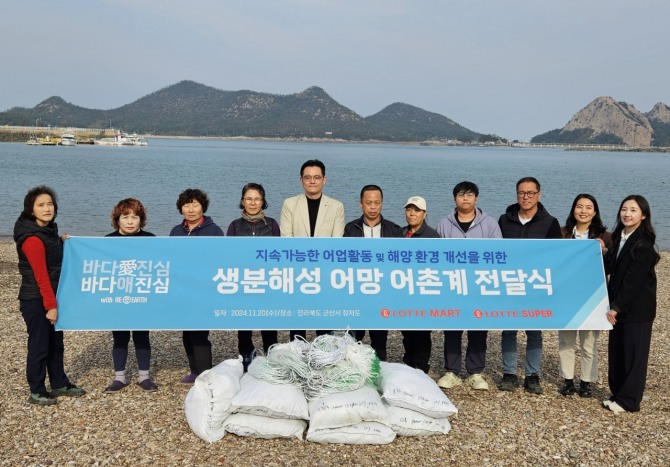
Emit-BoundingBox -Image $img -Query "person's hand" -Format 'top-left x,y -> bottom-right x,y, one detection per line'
46,308 -> 58,325
60,233 -> 70,241
607,309 -> 617,325
597,238 -> 607,254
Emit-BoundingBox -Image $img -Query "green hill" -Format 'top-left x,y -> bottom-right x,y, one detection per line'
0,80 -> 484,142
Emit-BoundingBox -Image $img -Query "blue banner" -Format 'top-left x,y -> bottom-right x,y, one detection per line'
56,237 -> 611,331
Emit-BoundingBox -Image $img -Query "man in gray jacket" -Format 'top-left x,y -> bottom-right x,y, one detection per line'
436,181 -> 502,390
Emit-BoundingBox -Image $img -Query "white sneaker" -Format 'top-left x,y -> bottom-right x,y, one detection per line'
602,399 -> 612,407
427,370 -> 442,382
437,371 -> 462,389
608,401 -> 626,413
465,373 -> 489,390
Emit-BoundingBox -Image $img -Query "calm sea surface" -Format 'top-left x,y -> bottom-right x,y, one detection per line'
1,139 -> 668,250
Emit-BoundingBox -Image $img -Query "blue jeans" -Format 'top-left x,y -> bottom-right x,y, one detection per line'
501,330 -> 543,376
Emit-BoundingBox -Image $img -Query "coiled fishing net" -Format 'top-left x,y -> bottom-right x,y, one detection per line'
248,331 -> 380,400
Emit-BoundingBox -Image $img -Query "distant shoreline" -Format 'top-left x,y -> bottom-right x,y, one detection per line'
5,131 -> 670,151
3,125 -> 670,150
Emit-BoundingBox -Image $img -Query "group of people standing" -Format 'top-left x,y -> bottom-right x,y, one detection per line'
15,159 -> 659,414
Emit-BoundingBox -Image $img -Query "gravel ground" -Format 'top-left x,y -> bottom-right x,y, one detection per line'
0,242 -> 668,466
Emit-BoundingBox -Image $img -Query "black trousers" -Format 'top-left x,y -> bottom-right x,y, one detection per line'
182,330 -> 212,374
238,330 -> 279,355
401,330 -> 431,372
289,330 -> 331,341
354,330 -> 388,361
20,299 -> 69,394
112,330 -> 151,372
443,330 -> 488,374
608,320 -> 653,412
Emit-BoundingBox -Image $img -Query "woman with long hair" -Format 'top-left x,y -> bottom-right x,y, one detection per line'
14,186 -> 86,405
558,194 -> 612,398
226,183 -> 279,370
603,195 -> 660,413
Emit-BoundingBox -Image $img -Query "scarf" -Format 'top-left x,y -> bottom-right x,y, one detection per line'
242,209 -> 267,224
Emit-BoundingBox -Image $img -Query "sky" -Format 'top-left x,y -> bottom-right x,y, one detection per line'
2,0 -> 668,141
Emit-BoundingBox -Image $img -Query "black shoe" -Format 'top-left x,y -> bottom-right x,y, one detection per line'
137,378 -> 158,392
104,380 -> 129,393
560,379 -> 576,396
50,383 -> 86,398
524,374 -> 543,394
28,392 -> 58,406
499,373 -> 518,391
242,349 -> 257,372
578,381 -> 593,398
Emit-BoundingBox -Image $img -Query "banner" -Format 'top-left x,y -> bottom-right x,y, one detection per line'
56,237 -> 611,331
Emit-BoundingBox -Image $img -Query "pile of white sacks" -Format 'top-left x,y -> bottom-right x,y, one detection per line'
184,333 -> 458,444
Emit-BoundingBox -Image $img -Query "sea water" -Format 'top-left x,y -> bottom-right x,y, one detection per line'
1,139 -> 668,249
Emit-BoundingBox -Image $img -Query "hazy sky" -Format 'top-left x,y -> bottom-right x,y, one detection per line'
2,0 -> 668,140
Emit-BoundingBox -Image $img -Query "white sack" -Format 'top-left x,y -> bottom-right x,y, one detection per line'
184,358 -> 244,443
230,373 -> 309,420
223,413 -> 306,440
385,403 -> 451,437
308,385 -> 389,430
378,362 -> 458,419
306,421 -> 396,445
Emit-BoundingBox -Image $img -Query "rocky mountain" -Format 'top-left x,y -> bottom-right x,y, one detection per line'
532,96 -> 670,147
0,81 -> 486,142
646,102 -> 670,147
647,102 -> 670,123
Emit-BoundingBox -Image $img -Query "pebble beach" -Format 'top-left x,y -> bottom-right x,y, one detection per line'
0,241 -> 668,466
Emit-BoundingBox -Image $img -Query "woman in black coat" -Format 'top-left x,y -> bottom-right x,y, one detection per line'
226,183 -> 280,371
169,188 -> 224,384
603,195 -> 660,413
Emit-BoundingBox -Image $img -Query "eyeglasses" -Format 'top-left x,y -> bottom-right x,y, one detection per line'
456,191 -> 476,198
302,175 -> 323,181
243,197 -> 263,204
517,191 -> 539,198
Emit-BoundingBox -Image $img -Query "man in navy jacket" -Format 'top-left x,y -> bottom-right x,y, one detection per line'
344,185 -> 402,360
498,177 -> 561,395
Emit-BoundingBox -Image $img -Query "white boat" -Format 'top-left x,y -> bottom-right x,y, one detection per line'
94,132 -> 148,146
59,133 -> 78,146
26,136 -> 40,145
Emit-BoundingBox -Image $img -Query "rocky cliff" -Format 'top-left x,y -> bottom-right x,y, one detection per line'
647,102 -> 670,124
562,97 -> 653,146
532,97 -> 670,147
646,102 -> 670,146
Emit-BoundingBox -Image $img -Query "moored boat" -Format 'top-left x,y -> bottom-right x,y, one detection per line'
59,133 -> 78,146
94,131 -> 148,146
38,136 -> 59,145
